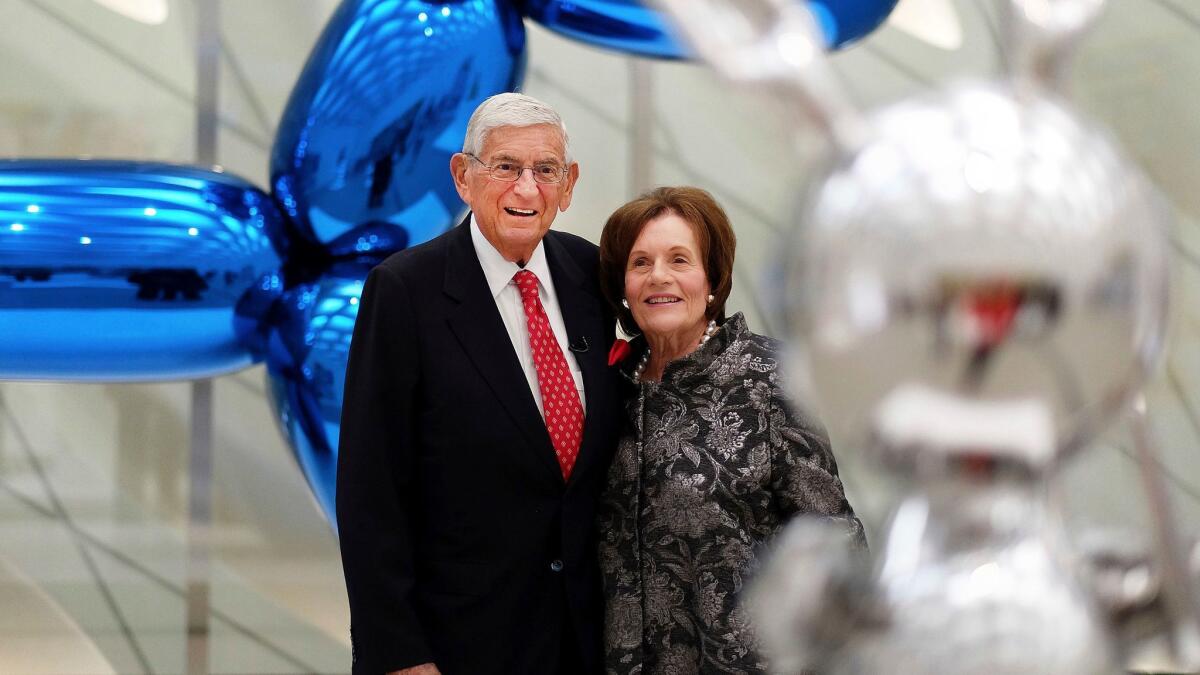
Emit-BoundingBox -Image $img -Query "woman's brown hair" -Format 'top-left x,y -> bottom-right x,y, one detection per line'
598,186 -> 736,335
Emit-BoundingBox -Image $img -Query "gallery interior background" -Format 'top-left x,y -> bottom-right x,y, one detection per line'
0,0 -> 1198,672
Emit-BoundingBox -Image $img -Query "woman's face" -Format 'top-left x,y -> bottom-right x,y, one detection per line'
624,212 -> 711,344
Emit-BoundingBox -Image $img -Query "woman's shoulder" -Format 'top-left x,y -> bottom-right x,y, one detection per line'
743,328 -> 783,356
697,315 -> 787,398
725,315 -> 783,361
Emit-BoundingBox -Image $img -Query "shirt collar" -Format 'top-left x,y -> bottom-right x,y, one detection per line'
470,214 -> 554,299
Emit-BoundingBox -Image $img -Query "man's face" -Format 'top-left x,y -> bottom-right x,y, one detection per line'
451,124 -> 579,263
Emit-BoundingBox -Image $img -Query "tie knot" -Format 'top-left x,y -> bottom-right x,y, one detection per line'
513,269 -> 539,299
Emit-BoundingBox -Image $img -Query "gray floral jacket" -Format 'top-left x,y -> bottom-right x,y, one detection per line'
597,313 -> 864,675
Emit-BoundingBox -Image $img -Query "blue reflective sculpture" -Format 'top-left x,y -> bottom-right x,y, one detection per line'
519,0 -> 899,55
0,160 -> 284,381
263,261 -> 372,525
806,0 -> 900,48
519,0 -> 685,58
271,0 -> 527,258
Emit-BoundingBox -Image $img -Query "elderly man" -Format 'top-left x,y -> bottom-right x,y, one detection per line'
337,93 -> 620,675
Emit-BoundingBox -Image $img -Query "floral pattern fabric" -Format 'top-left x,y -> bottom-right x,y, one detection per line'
598,313 -> 864,675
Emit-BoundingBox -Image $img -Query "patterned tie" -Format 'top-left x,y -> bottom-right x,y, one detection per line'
513,269 -> 584,480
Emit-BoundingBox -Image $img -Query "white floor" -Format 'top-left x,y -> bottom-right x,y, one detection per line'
0,368 -> 350,674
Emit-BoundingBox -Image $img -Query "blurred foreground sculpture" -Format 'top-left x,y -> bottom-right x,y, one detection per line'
655,0 -> 1200,672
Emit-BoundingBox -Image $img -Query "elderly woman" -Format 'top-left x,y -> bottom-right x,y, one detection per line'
596,186 -> 864,674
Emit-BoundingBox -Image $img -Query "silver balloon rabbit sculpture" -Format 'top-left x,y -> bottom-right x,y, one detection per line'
653,0 -> 1200,672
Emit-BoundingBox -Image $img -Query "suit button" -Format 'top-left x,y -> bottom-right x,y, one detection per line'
550,559 -> 564,572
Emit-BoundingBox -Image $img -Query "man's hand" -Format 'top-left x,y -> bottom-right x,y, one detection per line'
387,664 -> 440,675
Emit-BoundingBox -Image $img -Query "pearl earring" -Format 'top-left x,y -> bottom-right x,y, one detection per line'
621,298 -> 630,309
707,294 -> 714,303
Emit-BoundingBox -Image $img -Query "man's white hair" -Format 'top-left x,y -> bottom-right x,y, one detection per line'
462,92 -> 572,163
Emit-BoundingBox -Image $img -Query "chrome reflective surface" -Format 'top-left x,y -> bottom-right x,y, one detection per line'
786,83 -> 1169,461
650,0 -> 868,146
263,261 -> 370,525
0,160 -> 285,381
753,483 -> 1120,675
522,0 -> 897,58
270,0 -> 527,257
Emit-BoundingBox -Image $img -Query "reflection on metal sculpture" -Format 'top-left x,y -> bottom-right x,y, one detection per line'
655,0 -> 1200,672
0,160 -> 284,381
271,0 -> 527,257
263,262 -> 371,527
787,82 -> 1168,459
520,0 -> 898,57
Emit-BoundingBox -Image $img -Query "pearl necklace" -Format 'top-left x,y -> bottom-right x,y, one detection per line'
632,320 -> 718,383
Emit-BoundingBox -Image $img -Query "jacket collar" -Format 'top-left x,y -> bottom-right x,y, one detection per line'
624,312 -> 751,387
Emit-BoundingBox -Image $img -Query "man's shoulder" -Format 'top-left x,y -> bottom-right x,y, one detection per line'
546,228 -> 599,261
546,228 -> 598,251
373,225 -> 459,278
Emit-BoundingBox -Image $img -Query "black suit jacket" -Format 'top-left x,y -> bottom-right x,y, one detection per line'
337,219 -> 621,675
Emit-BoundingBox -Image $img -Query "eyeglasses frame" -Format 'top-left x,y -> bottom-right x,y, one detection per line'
463,153 -> 570,184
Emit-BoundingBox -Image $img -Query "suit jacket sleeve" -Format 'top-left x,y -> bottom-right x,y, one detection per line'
337,263 -> 434,673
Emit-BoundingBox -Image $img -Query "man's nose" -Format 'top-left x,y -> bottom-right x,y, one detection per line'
512,169 -> 539,194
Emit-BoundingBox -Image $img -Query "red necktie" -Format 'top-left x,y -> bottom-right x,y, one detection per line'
513,269 -> 584,480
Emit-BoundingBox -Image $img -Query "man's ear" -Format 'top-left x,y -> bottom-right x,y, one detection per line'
450,153 -> 471,203
558,162 -> 580,212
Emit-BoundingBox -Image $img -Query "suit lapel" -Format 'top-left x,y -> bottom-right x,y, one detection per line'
443,220 -> 562,484
543,233 -> 609,490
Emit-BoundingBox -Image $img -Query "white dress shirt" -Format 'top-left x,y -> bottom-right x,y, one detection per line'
470,216 -> 587,417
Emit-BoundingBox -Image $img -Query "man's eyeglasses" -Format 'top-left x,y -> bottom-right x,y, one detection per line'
465,154 -> 568,184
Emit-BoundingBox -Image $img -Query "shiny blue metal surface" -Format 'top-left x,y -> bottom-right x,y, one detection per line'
263,261 -> 371,525
271,0 -> 527,258
807,0 -> 899,48
0,160 -> 285,381
518,0 -> 682,58
518,0 -> 898,56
